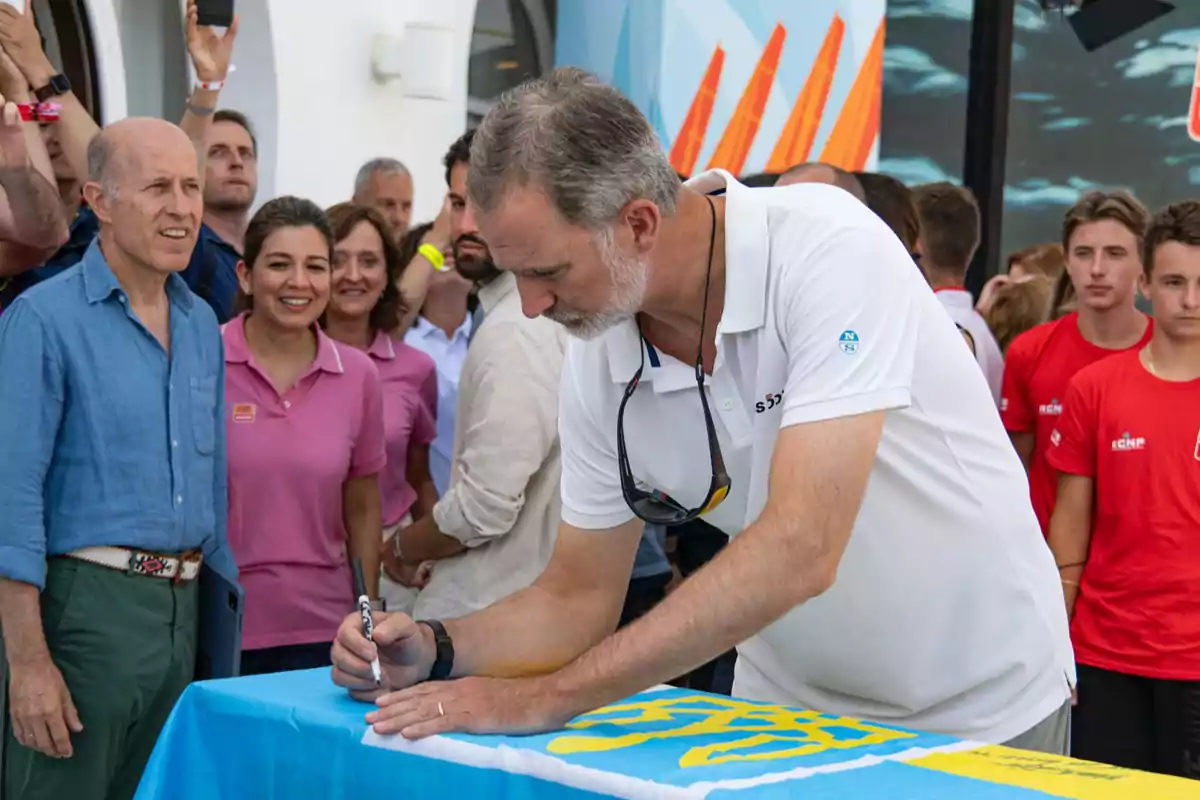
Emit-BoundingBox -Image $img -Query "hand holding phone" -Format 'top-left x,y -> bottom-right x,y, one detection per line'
187,0 -> 239,85
195,0 -> 234,28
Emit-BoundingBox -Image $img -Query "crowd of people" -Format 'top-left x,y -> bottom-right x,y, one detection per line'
0,5 -> 1196,800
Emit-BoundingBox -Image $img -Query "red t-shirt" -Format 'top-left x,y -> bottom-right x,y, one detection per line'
1046,350 -> 1200,680
999,312 -> 1151,535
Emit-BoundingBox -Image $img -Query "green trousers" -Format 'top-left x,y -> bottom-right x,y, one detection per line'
4,558 -> 198,800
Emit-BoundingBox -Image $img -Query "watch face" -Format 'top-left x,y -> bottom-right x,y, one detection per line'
35,74 -> 70,102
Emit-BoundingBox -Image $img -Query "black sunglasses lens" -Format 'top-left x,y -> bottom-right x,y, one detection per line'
631,497 -> 692,525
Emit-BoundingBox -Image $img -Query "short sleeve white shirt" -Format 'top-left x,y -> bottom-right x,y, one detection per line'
937,288 -> 1005,406
557,170 -> 1074,743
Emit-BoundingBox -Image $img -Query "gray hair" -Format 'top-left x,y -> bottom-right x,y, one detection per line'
354,158 -> 410,197
468,67 -> 680,229
86,131 -> 121,197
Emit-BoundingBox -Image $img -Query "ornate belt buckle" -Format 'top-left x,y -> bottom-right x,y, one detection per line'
128,550 -> 171,579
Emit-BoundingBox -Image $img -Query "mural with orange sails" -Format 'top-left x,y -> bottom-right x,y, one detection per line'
669,15 -> 885,177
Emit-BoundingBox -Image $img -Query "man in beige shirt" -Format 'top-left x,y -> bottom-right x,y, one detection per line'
381,163 -> 566,619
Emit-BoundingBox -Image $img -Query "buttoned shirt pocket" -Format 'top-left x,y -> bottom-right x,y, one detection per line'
190,374 -> 218,455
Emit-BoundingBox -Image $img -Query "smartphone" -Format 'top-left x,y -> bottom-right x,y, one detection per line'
195,0 -> 234,28
195,563 -> 244,680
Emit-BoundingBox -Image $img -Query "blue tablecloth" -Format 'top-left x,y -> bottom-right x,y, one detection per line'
135,669 -> 1200,799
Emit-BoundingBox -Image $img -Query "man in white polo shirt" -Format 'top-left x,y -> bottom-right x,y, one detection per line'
330,68 -> 1075,751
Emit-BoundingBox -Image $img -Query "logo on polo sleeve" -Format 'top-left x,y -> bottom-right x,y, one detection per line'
838,330 -> 860,354
232,403 -> 257,423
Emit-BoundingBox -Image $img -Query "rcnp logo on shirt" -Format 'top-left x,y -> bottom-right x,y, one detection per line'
1111,431 -> 1145,452
1050,429 -> 1061,447
1000,397 -> 1009,412
839,330 -> 860,354
1038,398 -> 1063,416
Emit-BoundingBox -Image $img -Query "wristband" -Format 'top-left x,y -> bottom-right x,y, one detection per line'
195,79 -> 226,92
418,242 -> 448,272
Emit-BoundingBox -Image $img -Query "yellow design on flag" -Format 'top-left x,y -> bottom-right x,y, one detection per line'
911,745 -> 1200,799
546,694 -> 915,767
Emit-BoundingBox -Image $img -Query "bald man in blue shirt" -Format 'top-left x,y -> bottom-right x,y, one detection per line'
0,116 -> 234,800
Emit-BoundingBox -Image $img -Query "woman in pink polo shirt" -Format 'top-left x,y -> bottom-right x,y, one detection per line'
223,196 -> 386,675
322,203 -> 438,613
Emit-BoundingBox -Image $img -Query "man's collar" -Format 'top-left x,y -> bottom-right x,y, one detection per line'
935,287 -> 972,307
684,169 -> 768,336
199,220 -> 243,256
223,312 -> 345,374
603,320 -> 699,392
477,270 -> 516,314
414,312 -> 472,342
82,238 -> 195,312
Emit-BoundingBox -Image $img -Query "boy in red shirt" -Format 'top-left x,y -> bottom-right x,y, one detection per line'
1047,200 -> 1200,777
1000,191 -> 1151,535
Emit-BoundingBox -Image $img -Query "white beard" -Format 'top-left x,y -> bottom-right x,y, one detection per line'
547,230 -> 648,340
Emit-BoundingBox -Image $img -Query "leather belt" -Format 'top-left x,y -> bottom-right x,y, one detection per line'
65,545 -> 203,583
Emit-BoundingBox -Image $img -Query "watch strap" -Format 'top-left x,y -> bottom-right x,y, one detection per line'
418,619 -> 454,681
34,74 -> 70,103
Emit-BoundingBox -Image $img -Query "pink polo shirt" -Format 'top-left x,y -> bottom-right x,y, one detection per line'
223,314 -> 387,651
363,332 -> 438,526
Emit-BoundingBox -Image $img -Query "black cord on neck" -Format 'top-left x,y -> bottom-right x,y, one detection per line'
696,195 -> 717,379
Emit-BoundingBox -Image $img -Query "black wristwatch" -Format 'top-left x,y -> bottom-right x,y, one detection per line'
418,619 -> 454,681
34,73 -> 71,102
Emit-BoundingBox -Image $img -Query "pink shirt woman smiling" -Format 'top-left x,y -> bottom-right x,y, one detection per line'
322,203 -> 438,613
223,197 -> 386,675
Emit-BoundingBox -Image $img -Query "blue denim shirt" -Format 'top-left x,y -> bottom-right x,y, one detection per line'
0,240 -> 235,588
178,223 -> 241,323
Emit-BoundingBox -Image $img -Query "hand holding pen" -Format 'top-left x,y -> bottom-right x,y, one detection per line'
351,558 -> 383,687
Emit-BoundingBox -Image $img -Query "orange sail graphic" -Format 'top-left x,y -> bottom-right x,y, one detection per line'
765,14 -> 845,173
1189,46 -> 1200,142
669,46 -> 725,176
706,22 -> 787,174
819,18 -> 885,171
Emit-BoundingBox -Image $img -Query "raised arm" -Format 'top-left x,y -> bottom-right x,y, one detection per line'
179,0 -> 239,187
0,3 -> 98,203
0,49 -> 66,273
395,201 -> 452,334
